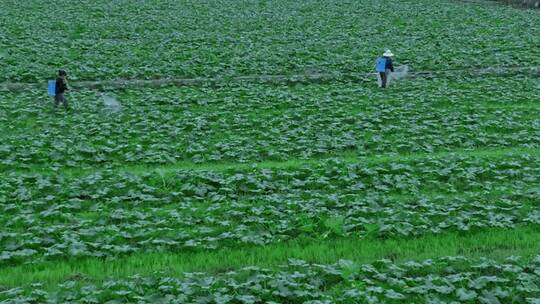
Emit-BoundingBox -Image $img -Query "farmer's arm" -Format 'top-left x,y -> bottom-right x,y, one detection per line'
388,58 -> 394,72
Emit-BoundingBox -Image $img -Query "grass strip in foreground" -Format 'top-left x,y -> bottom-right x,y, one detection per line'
1,225 -> 539,290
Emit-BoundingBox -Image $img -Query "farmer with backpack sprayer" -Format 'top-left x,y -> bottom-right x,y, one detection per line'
375,50 -> 395,88
48,70 -> 69,109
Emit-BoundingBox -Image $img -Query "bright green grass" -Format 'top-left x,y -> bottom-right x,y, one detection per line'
1,225 -> 538,290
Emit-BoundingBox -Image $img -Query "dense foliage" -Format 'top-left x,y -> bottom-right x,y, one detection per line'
1,153 -> 539,265
3,257 -> 540,303
1,0 -> 540,82
1,0 -> 539,303
1,77 -> 539,170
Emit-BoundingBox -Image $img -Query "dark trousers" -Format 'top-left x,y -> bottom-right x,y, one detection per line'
54,93 -> 68,108
379,72 -> 388,88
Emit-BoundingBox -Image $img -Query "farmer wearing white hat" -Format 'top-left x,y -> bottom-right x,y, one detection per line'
375,50 -> 395,88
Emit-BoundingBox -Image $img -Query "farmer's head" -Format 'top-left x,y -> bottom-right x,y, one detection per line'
58,70 -> 67,78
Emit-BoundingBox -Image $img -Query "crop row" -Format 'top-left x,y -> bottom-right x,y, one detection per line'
1,78 -> 539,170
2,256 -> 540,303
1,153 -> 539,266
1,0 -> 540,82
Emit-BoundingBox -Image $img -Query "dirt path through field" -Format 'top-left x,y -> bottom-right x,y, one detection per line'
1,66 -> 539,92
460,0 -> 540,8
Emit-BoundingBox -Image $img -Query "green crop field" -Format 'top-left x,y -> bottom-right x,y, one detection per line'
1,0 -> 540,303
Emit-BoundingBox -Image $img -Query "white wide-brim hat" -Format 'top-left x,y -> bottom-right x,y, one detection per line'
383,50 -> 394,57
